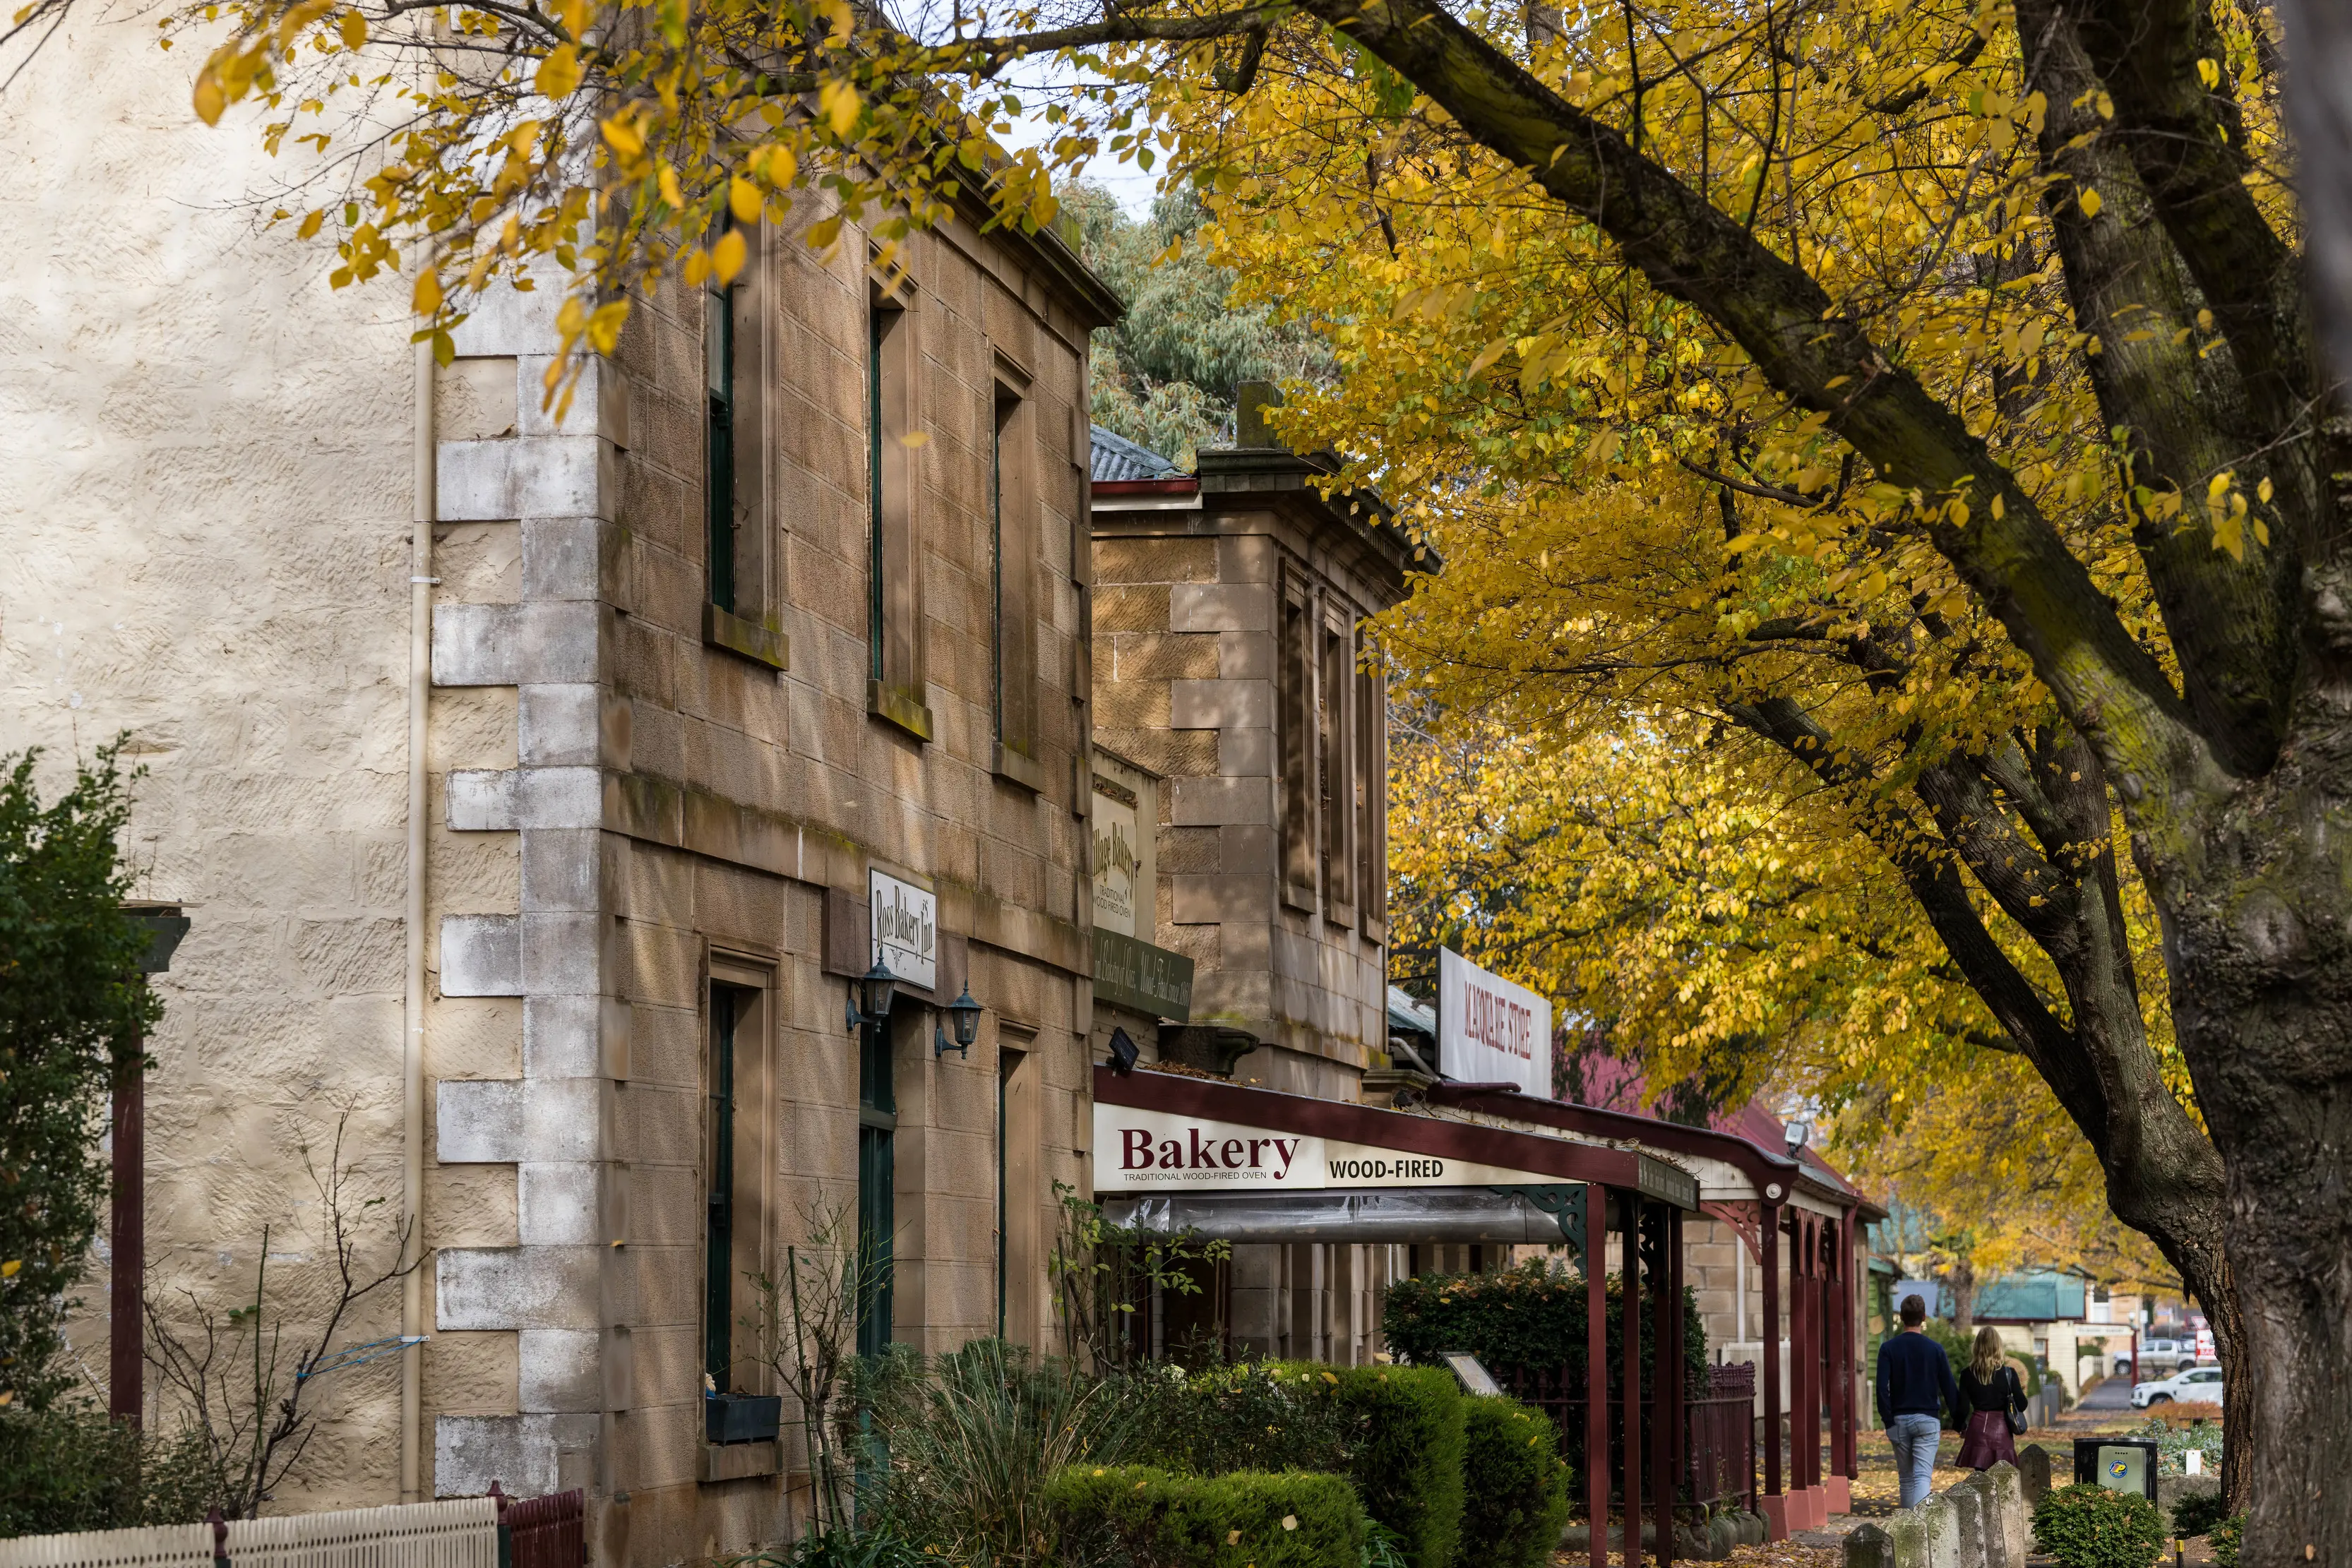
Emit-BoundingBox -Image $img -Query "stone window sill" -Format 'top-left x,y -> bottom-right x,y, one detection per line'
700,1439 -> 782,1483
993,742 -> 1046,793
703,604 -> 789,671
868,679 -> 935,742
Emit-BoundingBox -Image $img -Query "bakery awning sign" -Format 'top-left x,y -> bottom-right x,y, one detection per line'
1094,1103 -> 1570,1192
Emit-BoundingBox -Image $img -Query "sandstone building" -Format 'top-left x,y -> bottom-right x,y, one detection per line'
1,14 -> 1122,1562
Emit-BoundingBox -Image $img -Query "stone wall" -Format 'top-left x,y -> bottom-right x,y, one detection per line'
0,9 -> 418,1512
0,13 -> 1114,1555
1090,478 -> 1405,1096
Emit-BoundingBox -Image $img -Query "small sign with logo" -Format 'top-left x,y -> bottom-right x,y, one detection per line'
869,869 -> 938,992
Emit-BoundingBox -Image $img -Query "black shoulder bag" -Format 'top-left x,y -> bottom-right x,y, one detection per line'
2004,1368 -> 2029,1435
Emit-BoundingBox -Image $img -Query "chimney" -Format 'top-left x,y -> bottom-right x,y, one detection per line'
1235,380 -> 1284,448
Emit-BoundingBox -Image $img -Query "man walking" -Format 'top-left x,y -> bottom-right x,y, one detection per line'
1875,1294 -> 1960,1507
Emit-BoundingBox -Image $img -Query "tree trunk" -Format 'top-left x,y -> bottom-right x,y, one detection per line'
1949,1257 -> 1976,1335
2159,689 -> 2352,1542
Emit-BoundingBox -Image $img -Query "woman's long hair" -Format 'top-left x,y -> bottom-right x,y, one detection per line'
1971,1325 -> 2008,1381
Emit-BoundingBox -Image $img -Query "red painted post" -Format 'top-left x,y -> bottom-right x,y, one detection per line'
1587,1183 -> 1608,1568
1653,1205 -> 1673,1568
1660,1207 -> 1683,1568
1761,1200 -> 1782,1515
1829,1218 -> 1851,1486
1808,1217 -> 1822,1495
108,1017 -> 144,1428
1622,1194 -> 1642,1565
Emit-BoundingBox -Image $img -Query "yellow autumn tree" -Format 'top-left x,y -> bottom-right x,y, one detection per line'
1386,707 -> 2182,1295
23,0 -> 2348,1522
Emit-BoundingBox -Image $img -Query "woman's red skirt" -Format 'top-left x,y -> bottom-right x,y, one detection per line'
1956,1407 -> 2019,1470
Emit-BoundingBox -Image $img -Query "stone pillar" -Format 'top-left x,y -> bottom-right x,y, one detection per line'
2015,1444 -> 2053,1507
1983,1463 -> 2029,1568
430,286 -> 627,1500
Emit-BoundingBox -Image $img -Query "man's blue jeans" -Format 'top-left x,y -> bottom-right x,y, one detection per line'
1887,1413 -> 1942,1507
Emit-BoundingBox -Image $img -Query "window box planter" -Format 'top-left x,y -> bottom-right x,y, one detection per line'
705,1392 -> 783,1445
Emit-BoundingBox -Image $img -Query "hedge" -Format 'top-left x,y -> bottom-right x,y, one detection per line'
1380,1261 -> 1709,1394
1044,1464 -> 1364,1568
2031,1484 -> 2168,1568
1267,1363 -> 1464,1568
1457,1398 -> 1571,1568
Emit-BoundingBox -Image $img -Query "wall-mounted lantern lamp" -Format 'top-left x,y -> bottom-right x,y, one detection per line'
936,986 -> 984,1058
1105,1026 -> 1140,1076
845,957 -> 898,1031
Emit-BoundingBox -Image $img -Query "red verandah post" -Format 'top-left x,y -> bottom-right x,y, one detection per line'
1656,1206 -> 1681,1568
108,1015 -> 144,1426
1587,1183 -> 1608,1568
1622,1192 -> 1642,1565
1762,1200 -> 1782,1503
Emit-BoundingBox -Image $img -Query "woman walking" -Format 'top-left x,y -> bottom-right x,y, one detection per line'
1956,1326 -> 2028,1471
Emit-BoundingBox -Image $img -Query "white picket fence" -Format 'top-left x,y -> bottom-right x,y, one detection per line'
0,1500 -> 499,1568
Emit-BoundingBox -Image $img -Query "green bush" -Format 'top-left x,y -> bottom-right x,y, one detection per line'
2031,1484 -> 2167,1568
1117,1361 -> 1351,1477
1380,1262 -> 1707,1394
0,1404 -> 215,1538
1044,1464 -> 1363,1568
1456,1399 -> 1570,1568
1265,1365 -> 1462,1568
2170,1492 -> 2229,1538
2210,1515 -> 2244,1568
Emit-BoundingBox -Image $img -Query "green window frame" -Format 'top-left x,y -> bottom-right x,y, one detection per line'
991,399 -> 1005,743
856,1012 -> 895,1358
705,982 -> 751,1388
707,277 -> 738,614
868,306 -> 887,685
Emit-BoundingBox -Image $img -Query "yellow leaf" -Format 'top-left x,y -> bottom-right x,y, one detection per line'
658,164 -> 686,212
712,227 -> 747,286
412,269 -> 442,317
1466,337 -> 1512,378
820,78 -> 861,138
193,67 -> 225,125
2257,477 -> 2274,503
338,8 -> 365,48
297,209 -> 324,239
600,114 -> 643,158
899,429 -> 929,448
2196,57 -> 2220,89
1228,1533 -> 1241,1545
1,1259 -> 18,1278
729,176 -> 760,223
535,44 -> 582,99
2078,188 -> 2102,219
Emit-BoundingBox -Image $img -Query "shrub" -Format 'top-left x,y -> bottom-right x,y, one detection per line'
0,1404 -> 215,1537
2031,1484 -> 2167,1568
2210,1515 -> 2244,1568
1456,1399 -> 1570,1568
1380,1262 -> 1707,1395
1044,1464 -> 1363,1568
871,1339 -> 1138,1568
2170,1492 -> 2229,1539
1266,1365 -> 1463,1568
0,744 -> 162,1411
1117,1360 -> 1351,1476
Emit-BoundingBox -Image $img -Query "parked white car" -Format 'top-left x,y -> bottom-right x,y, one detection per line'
2132,1363 -> 2226,1408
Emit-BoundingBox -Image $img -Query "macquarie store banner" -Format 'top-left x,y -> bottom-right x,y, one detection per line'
1438,948 -> 1553,1096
